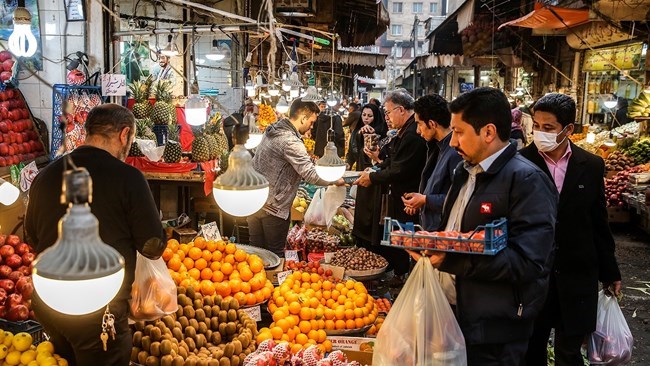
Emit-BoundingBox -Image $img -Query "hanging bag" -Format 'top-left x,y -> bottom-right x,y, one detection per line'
373,258 -> 467,366
588,290 -> 633,365
130,252 -> 178,321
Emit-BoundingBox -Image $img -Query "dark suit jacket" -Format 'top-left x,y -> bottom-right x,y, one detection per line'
520,142 -> 621,334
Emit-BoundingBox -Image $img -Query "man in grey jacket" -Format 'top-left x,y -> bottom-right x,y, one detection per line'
249,98 -> 344,256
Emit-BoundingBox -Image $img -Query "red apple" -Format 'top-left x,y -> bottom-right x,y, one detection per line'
0,235 -> 5,246
0,279 -> 14,293
5,254 -> 21,269
17,265 -> 30,276
6,304 -> 28,321
0,245 -> 14,258
7,271 -> 22,282
6,235 -> 20,247
20,252 -> 34,266
16,278 -> 32,299
14,243 -> 29,255
0,265 -> 11,278
7,293 -> 21,308
0,288 -> 6,305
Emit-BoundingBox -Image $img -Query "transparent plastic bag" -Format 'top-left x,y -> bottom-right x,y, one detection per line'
373,258 -> 467,366
588,290 -> 633,365
304,186 -> 345,227
130,252 -> 178,321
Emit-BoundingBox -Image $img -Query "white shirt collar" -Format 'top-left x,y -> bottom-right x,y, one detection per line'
476,144 -> 510,172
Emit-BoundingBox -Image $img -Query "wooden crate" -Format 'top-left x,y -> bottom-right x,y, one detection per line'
607,207 -> 631,223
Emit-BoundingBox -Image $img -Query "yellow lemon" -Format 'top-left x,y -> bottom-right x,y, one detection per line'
36,342 -> 55,355
39,357 -> 58,366
0,344 -> 8,359
2,333 -> 12,348
19,350 -> 36,365
27,361 -> 38,366
4,351 -> 20,365
36,352 -> 53,364
11,332 -> 32,352
57,358 -> 69,366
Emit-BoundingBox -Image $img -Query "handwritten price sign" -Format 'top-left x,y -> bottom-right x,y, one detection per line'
101,74 -> 126,96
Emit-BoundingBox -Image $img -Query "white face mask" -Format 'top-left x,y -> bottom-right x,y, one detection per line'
533,126 -> 568,152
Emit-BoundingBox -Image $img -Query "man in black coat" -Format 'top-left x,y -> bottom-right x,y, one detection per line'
354,89 -> 427,275
312,101 -> 345,157
409,88 -> 558,365
521,93 -> 622,366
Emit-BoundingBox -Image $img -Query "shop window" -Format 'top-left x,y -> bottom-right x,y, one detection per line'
393,2 -> 403,13
430,2 -> 438,13
413,2 -> 423,13
391,24 -> 402,36
417,24 -> 425,37
395,46 -> 403,58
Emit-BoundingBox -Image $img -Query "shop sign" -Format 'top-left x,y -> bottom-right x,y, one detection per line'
568,21 -> 635,50
101,74 -> 126,96
285,250 -> 300,262
200,222 -> 221,241
583,43 -> 644,72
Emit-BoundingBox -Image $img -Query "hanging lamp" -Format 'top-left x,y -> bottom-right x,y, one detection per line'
276,96 -> 290,114
0,178 -> 19,206
160,34 -> 179,57
8,3 -> 37,57
185,94 -> 208,126
206,39 -> 226,61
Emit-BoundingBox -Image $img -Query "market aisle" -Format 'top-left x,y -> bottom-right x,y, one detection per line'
613,225 -> 650,365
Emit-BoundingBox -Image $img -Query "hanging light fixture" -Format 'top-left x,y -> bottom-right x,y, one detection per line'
243,114 -> 263,150
302,86 -> 322,102
32,168 -> 125,315
290,87 -> 300,99
8,5 -> 37,57
283,71 -> 303,91
160,34 -> 179,57
185,94 -> 208,126
0,178 -> 19,206
326,93 -> 337,107
205,39 -> 226,61
276,96 -> 290,114
268,86 -> 280,96
245,79 -> 256,97
213,126 -> 269,217
315,141 -> 346,182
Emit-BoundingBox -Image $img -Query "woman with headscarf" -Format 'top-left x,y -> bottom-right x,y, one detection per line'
348,104 -> 388,248
511,108 -> 526,150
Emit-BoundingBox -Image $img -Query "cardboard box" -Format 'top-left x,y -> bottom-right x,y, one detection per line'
341,350 -> 373,365
291,207 -> 305,221
265,258 -> 286,284
607,207 -> 630,223
329,336 -> 376,352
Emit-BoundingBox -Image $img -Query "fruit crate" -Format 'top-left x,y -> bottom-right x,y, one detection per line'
51,84 -> 104,159
0,319 -> 47,344
381,217 -> 508,255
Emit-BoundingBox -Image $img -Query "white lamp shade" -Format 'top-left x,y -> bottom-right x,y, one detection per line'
185,107 -> 207,126
276,97 -> 290,114
213,186 -> 269,217
586,132 -> 596,144
604,100 -> 617,109
8,24 -> 37,58
282,84 -> 292,92
0,180 -> 19,205
290,88 -> 299,98
33,268 -> 124,315
315,165 -> 346,182
268,88 -> 280,96
244,133 -> 263,149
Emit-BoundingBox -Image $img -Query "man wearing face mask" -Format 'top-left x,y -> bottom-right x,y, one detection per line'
250,98 -> 344,256
520,94 -> 622,366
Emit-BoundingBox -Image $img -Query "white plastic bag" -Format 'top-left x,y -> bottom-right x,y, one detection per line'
304,186 -> 346,227
588,290 -> 633,365
373,258 -> 467,366
137,139 -> 165,162
130,252 -> 178,321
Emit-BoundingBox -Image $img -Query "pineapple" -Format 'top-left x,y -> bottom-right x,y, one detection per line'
191,132 -> 211,162
135,118 -> 156,141
163,123 -> 182,163
219,151 -> 229,174
151,80 -> 174,125
205,114 -> 230,156
128,80 -> 152,119
128,140 -> 144,157
204,134 -> 218,160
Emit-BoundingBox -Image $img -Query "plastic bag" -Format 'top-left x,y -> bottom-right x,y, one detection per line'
587,290 -> 633,365
137,139 -> 165,162
373,258 -> 467,366
304,186 -> 346,227
130,252 -> 178,321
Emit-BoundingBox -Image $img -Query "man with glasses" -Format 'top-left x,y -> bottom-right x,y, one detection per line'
520,94 -> 622,366
353,89 -> 427,275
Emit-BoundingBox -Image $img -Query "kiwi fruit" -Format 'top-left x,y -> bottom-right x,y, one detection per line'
211,331 -> 222,345
184,326 -> 197,339
231,355 -> 240,366
172,356 -> 184,366
186,286 -> 195,299
219,358 -> 230,366
218,323 -> 227,337
178,346 -> 189,359
130,347 -> 140,362
144,324 -> 155,337
205,330 -> 213,341
179,316 -> 190,329
210,317 -> 219,331
208,360 -> 219,366
221,300 -> 230,312
212,306 -> 220,316
145,355 -> 160,366
138,351 -> 149,365
204,296 -> 214,306
227,309 -> 237,322
141,336 -> 152,352
150,341 -> 161,357
197,359 -> 209,366
229,298 -> 239,311
133,331 -> 143,347
160,339 -> 173,355
172,328 -> 184,342
195,309 -> 206,322
161,354 -> 174,366
218,311 -> 227,324
232,339 -> 242,355
198,322 -> 208,334
203,306 -> 212,318
185,337 -> 196,352
194,299 -> 203,309
226,322 -> 236,336
189,318 -> 199,330
184,305 -> 196,319
176,305 -> 184,318
177,287 -> 187,295
184,358 -> 197,366
237,334 -> 249,349
151,327 -> 163,342
163,315 -> 176,329
135,321 -> 146,331
195,334 -> 206,348
223,343 -> 235,358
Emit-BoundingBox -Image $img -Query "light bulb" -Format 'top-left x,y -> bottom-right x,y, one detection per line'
276,96 -> 290,114
326,94 -> 337,107
586,132 -> 596,144
282,84 -> 292,92
604,100 -> 617,109
315,142 -> 346,182
206,40 -> 226,61
290,88 -> 299,98
244,132 -> 263,149
185,95 -> 207,126
268,87 -> 280,96
8,8 -> 37,57
0,178 -> 19,205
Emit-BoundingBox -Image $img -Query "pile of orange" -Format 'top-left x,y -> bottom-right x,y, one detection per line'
256,271 -> 378,354
163,237 -> 274,306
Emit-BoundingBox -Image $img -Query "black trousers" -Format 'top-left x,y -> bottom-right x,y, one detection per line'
467,339 -> 529,366
32,293 -> 131,366
247,210 -> 291,257
524,280 -> 586,366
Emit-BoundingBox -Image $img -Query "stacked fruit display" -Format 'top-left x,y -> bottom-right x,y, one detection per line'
328,248 -> 388,272
131,286 -> 258,366
243,341 -> 362,366
302,138 -> 315,153
0,235 -> 35,321
0,89 -> 45,166
605,151 -> 636,172
628,91 -> 650,118
292,197 -> 309,214
163,238 -> 274,307
257,104 -> 276,131
259,271 -> 378,355
0,333 -> 67,366
623,139 -> 650,165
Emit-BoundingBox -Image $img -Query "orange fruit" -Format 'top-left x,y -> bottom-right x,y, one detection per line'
229,279 -> 242,293
216,240 -> 226,252
182,257 -> 194,270
261,287 -> 272,300
212,270 -> 224,283
167,239 -> 179,250
331,290 -> 340,301
250,275 -> 264,291
295,333 -> 308,346
225,243 -> 237,255
310,273 -> 320,283
307,330 -> 319,342
202,250 -> 212,261
245,293 -> 257,306
234,249 -> 248,262
241,281 -> 252,294
167,257 -> 181,271
194,258 -> 208,271
254,290 -> 265,303
298,321 -> 311,333
301,272 -> 311,283
275,296 -> 286,307
206,240 -> 218,252
210,261 -> 222,272
234,291 -> 247,306
162,248 -> 174,262
217,281 -> 232,297
311,282 -> 321,292
317,329 -> 327,343
188,268 -> 201,281
200,280 -> 215,296
345,319 -> 356,329
176,250 -> 185,261
200,268 -> 213,281
288,302 -> 301,315
291,343 -> 303,355
224,254 -> 236,265
309,298 -> 320,309
272,308 -> 288,323
230,270 -> 240,280
323,340 -> 333,352
256,329 -> 273,344
179,244 -> 190,255
276,318 -> 290,333
221,262 -> 234,276
239,267 -> 254,282
335,320 -> 346,330
292,272 -> 302,281
212,250 -> 223,263
325,320 -> 335,330
270,326 -> 283,340
194,236 -> 207,249
249,258 -> 263,273
299,307 -> 312,321
188,247 -> 202,261
355,318 -> 365,328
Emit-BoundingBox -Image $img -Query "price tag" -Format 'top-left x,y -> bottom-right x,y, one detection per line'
285,250 -> 299,262
324,252 -> 335,264
201,222 -> 222,241
101,74 -> 126,96
276,270 -> 292,285
242,306 -> 262,322
19,162 -> 38,192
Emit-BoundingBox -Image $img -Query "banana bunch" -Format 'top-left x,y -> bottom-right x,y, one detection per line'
303,138 -> 315,153
628,92 -> 650,118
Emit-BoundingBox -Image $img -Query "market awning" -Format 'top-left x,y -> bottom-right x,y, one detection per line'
312,46 -> 387,69
416,53 -> 468,70
498,3 -> 590,30
334,0 -> 390,47
357,76 -> 387,86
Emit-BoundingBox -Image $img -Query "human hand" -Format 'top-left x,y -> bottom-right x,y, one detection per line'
603,281 -> 622,299
404,206 -> 418,216
334,178 -> 346,187
360,125 -> 375,134
402,193 -> 426,210
353,171 -> 372,187
406,250 -> 446,268
364,147 -> 380,162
